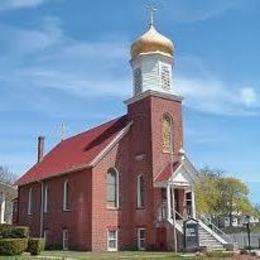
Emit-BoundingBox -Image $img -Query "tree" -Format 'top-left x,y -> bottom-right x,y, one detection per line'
194,167 -> 255,228
194,167 -> 223,218
200,166 -> 224,179
252,204 -> 260,219
217,177 -> 253,227
194,175 -> 219,217
0,166 -> 17,185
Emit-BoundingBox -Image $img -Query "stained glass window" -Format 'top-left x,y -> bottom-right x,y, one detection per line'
162,114 -> 173,152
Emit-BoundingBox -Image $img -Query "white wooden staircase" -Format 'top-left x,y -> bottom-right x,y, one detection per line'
167,212 -> 234,251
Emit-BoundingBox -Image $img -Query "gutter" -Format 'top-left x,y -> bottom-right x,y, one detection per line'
39,181 -> 44,238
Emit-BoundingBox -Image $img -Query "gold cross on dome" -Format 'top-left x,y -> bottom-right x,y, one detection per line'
147,3 -> 157,27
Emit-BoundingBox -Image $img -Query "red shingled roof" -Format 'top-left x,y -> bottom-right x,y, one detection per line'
16,115 -> 129,186
155,161 -> 181,182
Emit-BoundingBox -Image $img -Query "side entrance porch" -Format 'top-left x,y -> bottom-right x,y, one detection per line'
154,157 -> 235,252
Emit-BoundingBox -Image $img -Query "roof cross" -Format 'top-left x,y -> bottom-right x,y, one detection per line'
147,3 -> 157,27
60,121 -> 65,141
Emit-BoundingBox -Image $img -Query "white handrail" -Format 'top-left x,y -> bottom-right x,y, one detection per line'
198,215 -> 234,244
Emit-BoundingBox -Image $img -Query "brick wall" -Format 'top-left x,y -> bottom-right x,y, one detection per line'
127,93 -> 183,249
17,92 -> 184,252
18,169 -> 92,250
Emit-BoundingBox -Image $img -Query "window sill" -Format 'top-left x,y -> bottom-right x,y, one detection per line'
107,248 -> 118,252
162,150 -> 172,154
136,207 -> 145,210
107,207 -> 120,211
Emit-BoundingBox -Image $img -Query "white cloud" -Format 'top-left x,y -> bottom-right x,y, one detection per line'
0,16 -> 259,117
0,17 -> 131,117
161,0 -> 244,23
239,87 -> 258,107
175,77 -> 259,116
0,17 -> 62,56
0,0 -> 51,10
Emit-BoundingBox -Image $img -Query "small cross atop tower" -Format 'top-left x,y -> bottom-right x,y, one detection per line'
147,3 -> 157,27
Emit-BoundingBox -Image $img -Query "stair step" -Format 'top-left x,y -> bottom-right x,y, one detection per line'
201,245 -> 223,248
200,241 -> 222,245
200,243 -> 223,246
197,223 -> 228,250
200,239 -> 220,243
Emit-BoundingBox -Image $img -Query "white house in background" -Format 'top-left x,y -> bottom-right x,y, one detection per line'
219,214 -> 259,228
0,182 -> 17,224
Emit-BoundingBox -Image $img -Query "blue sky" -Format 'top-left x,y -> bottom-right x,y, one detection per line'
0,0 -> 259,204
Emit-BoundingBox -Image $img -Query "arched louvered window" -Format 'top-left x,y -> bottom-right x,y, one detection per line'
106,168 -> 119,208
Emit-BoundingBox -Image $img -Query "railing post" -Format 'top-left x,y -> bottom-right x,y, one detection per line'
0,192 -> 5,224
192,190 -> 196,218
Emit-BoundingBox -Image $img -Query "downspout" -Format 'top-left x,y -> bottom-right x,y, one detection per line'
40,181 -> 44,238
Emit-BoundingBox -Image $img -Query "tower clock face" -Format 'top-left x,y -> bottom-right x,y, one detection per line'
134,68 -> 142,94
161,65 -> 171,90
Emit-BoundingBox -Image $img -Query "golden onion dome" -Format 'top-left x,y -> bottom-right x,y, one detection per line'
131,25 -> 175,59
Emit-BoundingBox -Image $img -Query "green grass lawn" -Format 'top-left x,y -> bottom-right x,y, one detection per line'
0,250 -> 236,260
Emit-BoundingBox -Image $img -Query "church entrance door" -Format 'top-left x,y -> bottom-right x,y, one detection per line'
156,227 -> 167,251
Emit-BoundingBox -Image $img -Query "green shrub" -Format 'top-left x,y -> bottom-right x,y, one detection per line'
28,238 -> 45,256
0,225 -> 29,239
0,238 -> 28,256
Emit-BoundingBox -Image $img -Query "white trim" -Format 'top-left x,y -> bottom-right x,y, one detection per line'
43,184 -> 48,213
129,51 -> 173,64
137,228 -> 146,250
28,187 -> 32,215
137,175 -> 144,208
154,163 -> 183,188
168,163 -> 183,182
171,172 -> 190,187
43,229 -> 48,243
90,122 -> 133,167
107,230 -> 118,251
63,180 -> 69,211
62,229 -> 69,250
0,192 -> 5,224
191,190 -> 196,218
166,185 -> 171,220
124,90 -> 183,106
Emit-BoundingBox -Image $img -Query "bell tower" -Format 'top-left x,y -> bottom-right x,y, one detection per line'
130,7 -> 175,96
126,7 -> 183,179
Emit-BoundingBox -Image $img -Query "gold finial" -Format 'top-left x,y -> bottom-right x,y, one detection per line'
147,3 -> 157,27
60,121 -> 65,141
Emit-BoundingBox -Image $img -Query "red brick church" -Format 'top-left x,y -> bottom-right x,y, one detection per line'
15,16 -> 232,252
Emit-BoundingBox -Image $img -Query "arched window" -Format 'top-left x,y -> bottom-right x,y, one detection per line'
28,187 -> 33,215
137,175 -> 145,208
63,180 -> 69,211
162,114 -> 173,153
106,168 -> 119,208
43,183 -> 48,213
